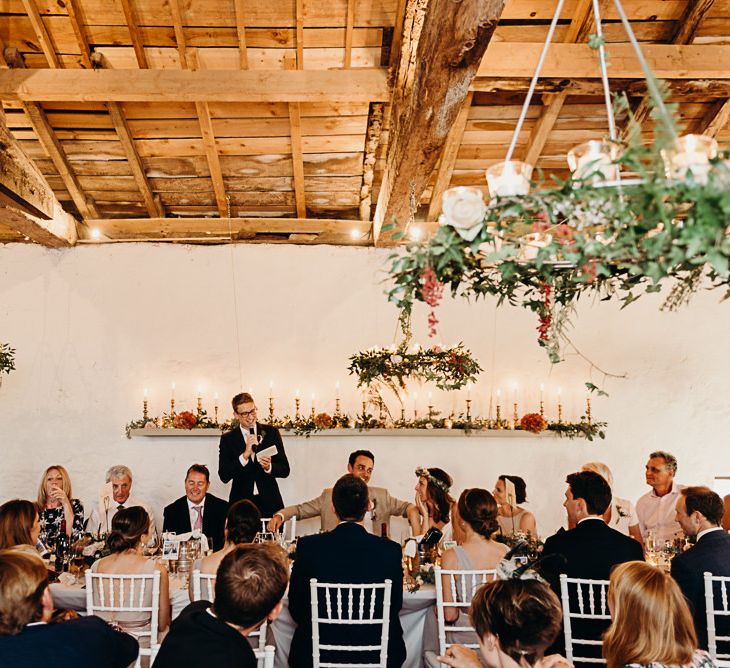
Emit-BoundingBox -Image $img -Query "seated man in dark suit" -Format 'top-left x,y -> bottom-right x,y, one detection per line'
0,547 -> 138,668
163,464 -> 228,550
672,486 -> 730,650
542,470 -> 644,658
288,474 -> 407,668
154,543 -> 288,668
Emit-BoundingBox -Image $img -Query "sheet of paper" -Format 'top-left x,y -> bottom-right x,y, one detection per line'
257,445 -> 278,459
504,477 -> 517,507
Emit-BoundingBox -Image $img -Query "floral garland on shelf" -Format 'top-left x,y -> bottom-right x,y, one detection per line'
348,342 -> 482,392
386,92 -> 730,365
125,407 -> 605,440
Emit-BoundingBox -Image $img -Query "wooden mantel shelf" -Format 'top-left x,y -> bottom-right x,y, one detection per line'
128,428 -> 551,438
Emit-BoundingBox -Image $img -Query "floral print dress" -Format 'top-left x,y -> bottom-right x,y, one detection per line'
40,498 -> 85,551
624,649 -> 717,668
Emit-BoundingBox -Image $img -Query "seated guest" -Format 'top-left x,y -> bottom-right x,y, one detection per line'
189,499 -> 261,600
636,450 -> 685,544
415,466 -> 455,539
91,506 -> 171,637
0,547 -> 139,667
581,462 -> 642,544
542,470 -> 644,657
269,450 -> 421,535
289,474 -> 407,667
723,494 -> 730,532
88,465 -> 155,535
603,561 -> 715,668
0,499 -> 41,552
36,465 -> 84,552
163,464 -> 228,550
492,475 -> 537,537
672,486 -> 730,650
438,578 -> 567,668
154,544 -> 288,668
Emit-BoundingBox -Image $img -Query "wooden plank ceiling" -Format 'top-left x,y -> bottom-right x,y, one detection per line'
0,0 -> 729,246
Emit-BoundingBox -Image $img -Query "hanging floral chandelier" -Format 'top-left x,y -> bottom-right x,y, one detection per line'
387,0 -> 730,361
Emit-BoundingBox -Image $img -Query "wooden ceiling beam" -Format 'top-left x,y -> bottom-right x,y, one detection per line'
119,0 -> 149,69
0,203 -> 77,248
0,69 -> 390,102
694,97 -> 730,138
20,0 -> 60,68
373,0 -> 506,243
285,56 -> 306,218
233,0 -> 249,69
295,0 -> 304,68
65,0 -> 93,70
426,92 -> 474,222
672,0 -> 716,45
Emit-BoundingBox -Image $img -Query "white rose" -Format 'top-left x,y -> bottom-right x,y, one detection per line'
439,187 -> 486,241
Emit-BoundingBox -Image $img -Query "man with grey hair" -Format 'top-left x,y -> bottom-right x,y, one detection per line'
635,451 -> 684,544
88,465 -> 155,534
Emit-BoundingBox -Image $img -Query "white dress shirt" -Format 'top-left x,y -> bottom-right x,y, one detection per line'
187,496 -> 206,532
88,496 -> 155,534
636,481 -> 685,543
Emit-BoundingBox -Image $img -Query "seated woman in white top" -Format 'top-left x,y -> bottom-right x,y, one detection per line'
492,475 -> 537,537
188,499 -> 260,600
91,506 -> 171,638
581,462 -> 643,545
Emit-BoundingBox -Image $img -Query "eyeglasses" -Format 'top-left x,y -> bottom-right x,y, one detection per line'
236,408 -> 257,418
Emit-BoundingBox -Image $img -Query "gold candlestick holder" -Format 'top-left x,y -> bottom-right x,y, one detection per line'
465,398 -> 472,422
197,397 -> 203,416
400,407 -> 406,422
557,402 -> 563,425
295,398 -> 301,422
335,398 -> 341,417
170,398 -> 176,416
495,404 -> 503,429
269,396 -> 275,422
143,399 -> 148,420
362,400 -> 367,416
214,405 -> 219,423
512,402 -> 519,429
427,404 -> 434,421
539,400 -> 544,418
586,398 -> 592,425
311,406 -> 316,420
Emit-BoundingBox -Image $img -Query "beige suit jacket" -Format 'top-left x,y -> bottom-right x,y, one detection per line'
278,486 -> 411,533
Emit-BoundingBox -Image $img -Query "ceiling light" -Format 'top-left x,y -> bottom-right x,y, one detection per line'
90,228 -> 102,240
409,226 -> 422,241
350,229 -> 360,240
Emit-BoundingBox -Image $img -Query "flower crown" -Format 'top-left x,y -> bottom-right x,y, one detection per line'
415,466 -> 451,494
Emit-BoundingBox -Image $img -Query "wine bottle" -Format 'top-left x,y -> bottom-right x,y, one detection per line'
56,520 -> 69,572
380,522 -> 388,538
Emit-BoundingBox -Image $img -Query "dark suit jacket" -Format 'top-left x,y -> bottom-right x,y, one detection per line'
153,600 -> 257,668
162,493 -> 228,551
0,615 -> 139,668
542,518 -> 645,657
288,522 -> 406,668
671,528 -> 730,649
218,423 -> 290,517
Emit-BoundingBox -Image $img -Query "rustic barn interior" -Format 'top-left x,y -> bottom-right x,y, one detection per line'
1,0 -> 728,247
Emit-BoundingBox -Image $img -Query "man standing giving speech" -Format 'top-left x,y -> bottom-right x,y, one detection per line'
218,392 -> 290,517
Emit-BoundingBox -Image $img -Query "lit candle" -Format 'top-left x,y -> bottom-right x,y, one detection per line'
269,381 -> 274,398
540,384 -> 544,401
335,381 -> 340,399
196,386 -> 203,413
466,382 -> 472,400
171,382 -> 175,400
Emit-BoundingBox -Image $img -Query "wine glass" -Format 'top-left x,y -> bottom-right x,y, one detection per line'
143,531 -> 159,557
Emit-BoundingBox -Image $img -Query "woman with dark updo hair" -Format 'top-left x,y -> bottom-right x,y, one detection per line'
91,506 -> 170,637
493,475 -> 537,537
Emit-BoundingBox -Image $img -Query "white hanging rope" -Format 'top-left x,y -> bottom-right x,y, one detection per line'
505,0 -> 567,162
591,0 -> 617,141
226,199 -> 244,391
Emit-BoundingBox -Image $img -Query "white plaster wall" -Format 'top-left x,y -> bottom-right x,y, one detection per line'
0,242 -> 727,538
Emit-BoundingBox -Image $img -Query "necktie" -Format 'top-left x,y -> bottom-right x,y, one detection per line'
193,505 -> 203,530
117,504 -> 124,512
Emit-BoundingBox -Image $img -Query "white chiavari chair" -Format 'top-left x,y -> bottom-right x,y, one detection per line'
310,578 -> 392,668
705,572 -> 730,667
559,574 -> 611,665
190,568 -> 269,666
255,645 -> 276,668
85,569 -> 161,668
434,567 -> 497,659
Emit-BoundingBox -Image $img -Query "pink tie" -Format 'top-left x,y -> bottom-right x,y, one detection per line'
193,505 -> 203,530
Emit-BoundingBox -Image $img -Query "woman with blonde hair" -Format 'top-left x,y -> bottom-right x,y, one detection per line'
581,462 -> 642,544
36,465 -> 84,552
603,561 -> 716,668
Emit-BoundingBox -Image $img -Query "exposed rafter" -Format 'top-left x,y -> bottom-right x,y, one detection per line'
373,0 -> 506,243
65,0 -> 93,69
233,0 -> 249,69
20,0 -> 60,68
119,0 -> 149,69
426,92 -> 474,222
0,69 -> 390,102
695,98 -> 730,138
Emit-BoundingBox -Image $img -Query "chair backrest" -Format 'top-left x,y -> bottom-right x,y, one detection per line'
310,578 -> 392,668
559,574 -> 611,665
434,567 -> 497,655
190,569 -> 268,653
261,516 -> 297,543
255,645 -> 276,668
705,572 -> 730,667
85,569 -> 161,667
